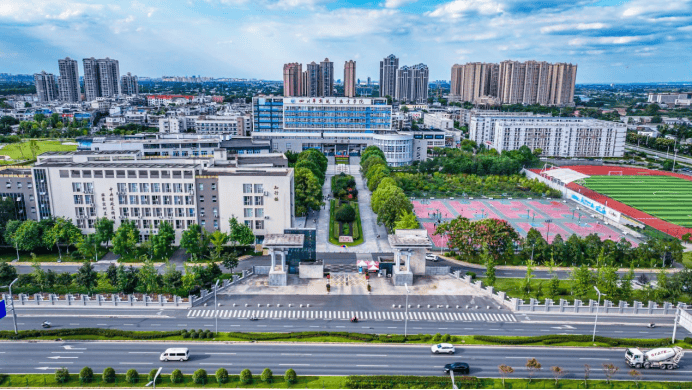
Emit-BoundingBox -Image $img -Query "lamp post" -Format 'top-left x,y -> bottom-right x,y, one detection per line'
545,219 -> 553,243
214,279 -> 220,335
146,367 -> 163,389
1,278 -> 19,334
404,283 -> 410,338
592,286 -> 605,342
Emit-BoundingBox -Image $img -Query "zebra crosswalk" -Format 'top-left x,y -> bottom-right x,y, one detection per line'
187,309 -> 517,323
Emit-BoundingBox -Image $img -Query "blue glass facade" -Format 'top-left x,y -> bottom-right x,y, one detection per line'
253,97 -> 284,133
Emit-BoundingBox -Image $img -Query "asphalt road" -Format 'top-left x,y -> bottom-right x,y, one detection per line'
1,341 -> 691,381
1,306 -> 684,340
626,144 -> 692,165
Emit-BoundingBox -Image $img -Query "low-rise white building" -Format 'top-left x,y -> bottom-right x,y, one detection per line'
423,112 -> 454,130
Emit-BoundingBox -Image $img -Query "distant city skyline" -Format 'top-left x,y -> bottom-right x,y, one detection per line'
1,0 -> 690,83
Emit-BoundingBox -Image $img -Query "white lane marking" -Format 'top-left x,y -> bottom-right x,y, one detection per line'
357,365 -> 389,367
205,353 -> 236,355
357,354 -> 387,357
280,364 -> 310,366
579,358 -> 610,360
128,352 -> 159,354
51,352 -> 82,354
281,353 -> 312,356
97,323 -> 108,326
123,324 -> 135,326
119,362 -> 154,365
200,363 -> 234,365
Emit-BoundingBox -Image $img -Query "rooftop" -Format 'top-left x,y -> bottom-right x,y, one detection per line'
388,229 -> 432,248
263,234 -> 305,248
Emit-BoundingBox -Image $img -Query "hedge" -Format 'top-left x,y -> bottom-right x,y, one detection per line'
474,334 -> 674,348
344,375 -> 479,389
0,328 -> 183,340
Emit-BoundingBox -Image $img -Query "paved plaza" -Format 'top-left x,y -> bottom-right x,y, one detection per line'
413,197 -> 642,249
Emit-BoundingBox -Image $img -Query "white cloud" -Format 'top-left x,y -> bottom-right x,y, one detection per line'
569,36 -> 642,46
266,0 -> 326,10
384,0 -> 417,8
0,0 -> 103,22
428,0 -> 503,19
541,22 -> 608,33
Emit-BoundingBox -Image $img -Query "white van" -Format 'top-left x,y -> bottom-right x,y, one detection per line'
160,348 -> 190,362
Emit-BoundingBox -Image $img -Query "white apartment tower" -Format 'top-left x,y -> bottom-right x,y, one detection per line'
83,57 -> 121,101
58,57 -> 81,102
34,71 -> 59,102
395,64 -> 429,104
319,58 -> 334,97
121,72 -> 139,96
379,54 -> 399,99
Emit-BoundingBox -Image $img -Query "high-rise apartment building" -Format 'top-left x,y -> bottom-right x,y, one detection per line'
305,62 -> 320,97
379,54 -> 399,98
344,60 -> 356,97
121,72 -> 139,96
319,58 -> 334,97
395,64 -> 429,104
282,63 -> 303,97
83,57 -> 121,101
34,71 -> 59,102
450,60 -> 577,106
58,57 -> 81,102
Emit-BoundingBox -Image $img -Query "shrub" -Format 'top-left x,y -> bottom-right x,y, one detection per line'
432,333 -> 442,342
240,369 -> 253,384
148,369 -> 162,385
183,331 -> 191,338
171,369 -> 184,384
285,368 -> 297,384
335,203 -> 356,223
442,334 -> 451,342
102,367 -> 115,383
466,272 -> 476,279
79,367 -> 93,383
55,367 -> 70,383
191,331 -> 199,339
207,331 -> 214,339
261,368 -> 273,383
215,368 -> 229,384
192,369 -> 208,385
126,369 -> 139,384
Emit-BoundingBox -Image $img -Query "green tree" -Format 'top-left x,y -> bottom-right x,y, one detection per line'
3,220 -> 22,254
116,265 -> 139,294
31,259 -> 49,290
335,203 -> 356,223
261,368 -> 273,383
655,269 -> 669,300
371,179 -> 400,213
394,211 -> 419,230
620,264 -> 634,300
366,164 -> 390,191
162,262 -> 183,292
376,190 -> 413,233
180,224 -> 209,262
77,234 -> 100,261
295,159 -> 324,184
523,259 -> 535,293
229,217 -> 255,247
112,220 -> 140,260
44,217 -> 83,259
572,264 -> 593,299
0,262 -> 18,285
11,220 -> 42,252
294,167 -> 323,216
137,259 -> 160,293
75,261 -> 98,293
94,218 -> 114,247
151,221 -> 175,259
284,368 -> 297,384
297,148 -> 327,174
598,263 -> 619,299
209,230 -> 229,260
482,244 -> 496,287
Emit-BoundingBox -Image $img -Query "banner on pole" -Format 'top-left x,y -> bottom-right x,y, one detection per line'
0,300 -> 6,319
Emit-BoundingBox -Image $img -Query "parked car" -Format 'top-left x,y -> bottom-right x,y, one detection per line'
425,253 -> 439,262
431,343 -> 455,354
444,362 -> 470,375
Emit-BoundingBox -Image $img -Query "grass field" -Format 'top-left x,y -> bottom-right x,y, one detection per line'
583,175 -> 692,227
0,140 -> 77,161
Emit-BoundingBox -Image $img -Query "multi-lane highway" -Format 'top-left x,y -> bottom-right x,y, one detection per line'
1,341 -> 690,381
0,306 -> 683,339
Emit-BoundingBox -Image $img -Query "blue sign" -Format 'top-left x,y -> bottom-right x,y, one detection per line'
571,193 -> 606,215
0,300 -> 6,319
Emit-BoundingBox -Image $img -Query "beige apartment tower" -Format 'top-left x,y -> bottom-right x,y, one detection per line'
283,63 -> 303,97
344,60 -> 356,97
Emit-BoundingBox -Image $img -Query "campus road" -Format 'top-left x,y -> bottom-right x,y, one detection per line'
0,306 -> 685,340
625,144 -> 692,165
1,341 -> 691,381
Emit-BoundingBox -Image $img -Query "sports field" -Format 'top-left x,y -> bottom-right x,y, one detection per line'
0,140 -> 77,161
583,176 -> 692,228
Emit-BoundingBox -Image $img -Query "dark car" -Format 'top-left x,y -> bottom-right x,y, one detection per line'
444,362 -> 470,375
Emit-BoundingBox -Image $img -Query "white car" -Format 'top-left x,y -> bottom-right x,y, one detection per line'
425,253 -> 439,261
431,343 -> 455,354
160,348 -> 190,362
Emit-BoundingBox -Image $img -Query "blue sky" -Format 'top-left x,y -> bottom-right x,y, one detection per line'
0,0 -> 690,83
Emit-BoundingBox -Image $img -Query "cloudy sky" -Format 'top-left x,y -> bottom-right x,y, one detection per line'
1,0 -> 690,83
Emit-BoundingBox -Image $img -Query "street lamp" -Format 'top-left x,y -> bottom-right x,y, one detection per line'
214,279 -> 220,335
545,219 -> 553,243
146,367 -> 163,389
404,283 -> 410,338
0,278 -> 19,334
592,286 -> 605,342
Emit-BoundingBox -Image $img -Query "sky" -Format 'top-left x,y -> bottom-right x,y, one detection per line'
0,0 -> 691,83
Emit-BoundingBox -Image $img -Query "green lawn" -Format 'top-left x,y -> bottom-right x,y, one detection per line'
582,175 -> 692,227
0,140 -> 77,161
683,252 -> 692,269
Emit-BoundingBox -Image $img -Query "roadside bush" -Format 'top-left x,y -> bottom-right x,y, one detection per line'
0,328 -> 182,340
148,369 -> 162,385
126,369 -> 139,384
215,368 -> 229,384
102,367 -> 115,383
79,367 -> 93,383
240,369 -> 253,384
191,331 -> 199,339
335,203 -> 356,223
465,272 -> 476,279
183,331 -> 191,338
474,335 -> 672,348
206,331 -> 214,339
261,368 -> 273,383
432,333 -> 442,342
192,369 -> 208,385
284,368 -> 297,384
55,368 -> 70,383
170,369 -> 183,384
442,334 -> 451,342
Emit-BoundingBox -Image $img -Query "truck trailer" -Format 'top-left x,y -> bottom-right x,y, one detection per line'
625,347 -> 684,370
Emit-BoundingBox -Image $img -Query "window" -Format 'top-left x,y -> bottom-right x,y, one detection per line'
152,183 -> 160,192
140,195 -> 150,205
152,195 -> 161,205
255,220 -> 264,230
140,183 -> 149,192
72,183 -> 82,192
243,196 -> 252,206
163,196 -> 172,205
213,220 -> 219,229
119,195 -> 127,204
163,183 -> 171,192
244,220 -> 252,227
254,184 -> 263,193
201,220 -> 206,227
255,196 -> 264,206
85,195 -> 93,204
188,208 -> 195,217
174,196 -> 183,205
244,208 -> 253,218
173,183 -> 182,193
199,196 -> 204,202
185,196 -> 194,205
73,195 -> 83,204
129,195 -> 139,205
200,208 -> 205,217
198,183 -> 204,191
243,184 -> 252,193
255,208 -> 264,218
211,183 -> 216,191
129,183 -> 138,192
117,183 -> 127,192
213,207 -> 218,218
212,196 -> 217,202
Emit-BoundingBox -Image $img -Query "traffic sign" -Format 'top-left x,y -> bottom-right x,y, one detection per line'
0,299 -> 6,319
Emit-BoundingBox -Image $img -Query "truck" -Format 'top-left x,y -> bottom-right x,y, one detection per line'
625,347 -> 684,370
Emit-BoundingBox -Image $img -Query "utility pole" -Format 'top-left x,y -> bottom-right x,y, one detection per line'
404,283 -> 410,337
1,278 -> 19,334
214,279 -> 220,335
592,286 -> 605,342
672,307 -> 679,344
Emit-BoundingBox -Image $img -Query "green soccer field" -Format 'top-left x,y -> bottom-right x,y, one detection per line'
582,175 -> 692,228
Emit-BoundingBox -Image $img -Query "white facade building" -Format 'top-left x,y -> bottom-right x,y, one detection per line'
423,112 -> 454,130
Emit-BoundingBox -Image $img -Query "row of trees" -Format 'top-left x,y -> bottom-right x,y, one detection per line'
404,145 -> 541,177
289,149 -> 327,216
361,146 -> 419,232
498,360 -> 627,387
